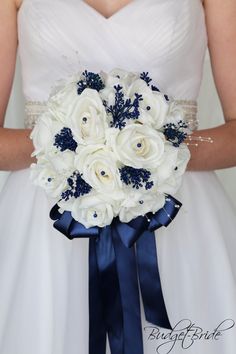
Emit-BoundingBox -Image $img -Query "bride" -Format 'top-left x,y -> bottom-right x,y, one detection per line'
0,0 -> 236,353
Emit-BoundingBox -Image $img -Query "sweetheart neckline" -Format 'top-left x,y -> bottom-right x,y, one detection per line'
17,0 -> 204,21
17,0 -> 142,22
81,0 -> 138,21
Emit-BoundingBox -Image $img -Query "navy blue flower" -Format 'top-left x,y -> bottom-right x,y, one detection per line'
163,120 -> 188,147
54,128 -> 78,152
119,166 -> 154,190
77,70 -> 105,95
61,172 -> 92,201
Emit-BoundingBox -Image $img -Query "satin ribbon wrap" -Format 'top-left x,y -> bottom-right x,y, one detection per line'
50,195 -> 182,354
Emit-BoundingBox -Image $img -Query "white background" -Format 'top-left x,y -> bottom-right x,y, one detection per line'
1,51 -> 236,211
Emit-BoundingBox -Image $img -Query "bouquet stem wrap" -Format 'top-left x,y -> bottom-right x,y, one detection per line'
50,194 -> 182,354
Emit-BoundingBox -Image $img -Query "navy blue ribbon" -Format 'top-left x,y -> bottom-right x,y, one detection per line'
50,195 -> 182,354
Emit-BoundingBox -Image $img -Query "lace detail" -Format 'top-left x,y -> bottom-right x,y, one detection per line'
172,99 -> 199,130
24,101 -> 48,129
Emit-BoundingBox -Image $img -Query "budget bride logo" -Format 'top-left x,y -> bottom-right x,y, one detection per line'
144,319 -> 235,354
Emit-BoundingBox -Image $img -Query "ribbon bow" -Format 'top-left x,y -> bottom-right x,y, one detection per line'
50,195 -> 182,354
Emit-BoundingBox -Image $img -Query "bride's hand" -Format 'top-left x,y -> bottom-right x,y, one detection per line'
186,120 -> 236,171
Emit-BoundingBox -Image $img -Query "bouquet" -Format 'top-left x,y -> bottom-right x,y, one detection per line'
30,68 -> 191,228
29,68 -> 195,353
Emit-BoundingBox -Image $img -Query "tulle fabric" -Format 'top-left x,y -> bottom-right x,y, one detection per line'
1,169 -> 236,354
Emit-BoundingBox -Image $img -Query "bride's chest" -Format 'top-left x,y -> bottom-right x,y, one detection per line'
18,0 -> 205,65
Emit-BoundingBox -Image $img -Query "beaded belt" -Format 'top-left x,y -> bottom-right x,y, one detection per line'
24,99 -> 199,130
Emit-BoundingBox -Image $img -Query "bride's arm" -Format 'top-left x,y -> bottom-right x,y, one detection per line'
0,0 -> 35,171
187,0 -> 236,171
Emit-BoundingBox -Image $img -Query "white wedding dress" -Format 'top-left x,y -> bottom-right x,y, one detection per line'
0,0 -> 236,353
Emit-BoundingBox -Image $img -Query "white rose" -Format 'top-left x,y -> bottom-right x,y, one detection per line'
99,69 -> 140,121
30,113 -> 64,156
75,144 -> 122,198
172,143 -> 191,177
127,78 -> 150,95
119,190 -> 165,223
100,68 -> 139,91
47,79 -> 80,124
30,155 -> 71,199
60,193 -> 115,228
126,79 -> 169,129
106,125 -> 165,169
157,175 -> 182,195
165,101 -> 186,125
65,88 -> 108,145
47,150 -> 76,175
152,143 -> 180,185
157,144 -> 190,194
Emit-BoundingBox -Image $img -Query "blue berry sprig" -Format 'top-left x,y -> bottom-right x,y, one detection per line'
119,166 -> 154,190
54,128 -> 78,152
140,71 -> 160,92
163,120 -> 188,147
103,84 -> 143,129
61,172 -> 92,201
140,71 -> 153,86
140,71 -> 169,101
77,70 -> 105,95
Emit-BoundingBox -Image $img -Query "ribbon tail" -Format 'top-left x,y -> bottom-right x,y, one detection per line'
112,225 -> 144,354
95,226 -> 125,354
89,238 -> 107,354
136,230 -> 171,330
